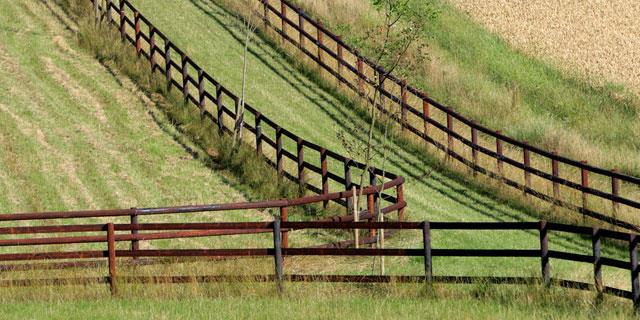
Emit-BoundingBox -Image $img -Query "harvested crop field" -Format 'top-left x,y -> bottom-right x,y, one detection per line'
447,0 -> 640,94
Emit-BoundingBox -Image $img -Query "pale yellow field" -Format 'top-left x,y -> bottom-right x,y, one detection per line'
447,0 -> 640,94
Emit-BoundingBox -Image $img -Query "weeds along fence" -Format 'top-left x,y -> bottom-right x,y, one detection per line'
1,213 -> 640,310
90,0 -> 405,219
255,0 -> 640,231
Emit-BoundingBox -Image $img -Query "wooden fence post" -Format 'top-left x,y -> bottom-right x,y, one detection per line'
164,41 -> 172,91
262,0 -> 269,27
471,126 -> 478,176
630,233 -> 639,311
297,138 -> 305,186
344,159 -> 353,213
581,161 -> 589,215
612,168 -> 620,216
336,37 -> 343,85
215,84 -> 224,134
255,112 -> 263,156
107,222 -> 117,297
119,1 -> 125,40
298,9 -> 305,48
280,2 -> 286,43
181,53 -> 189,103
368,168 -> 377,238
523,142 -> 531,196
539,220 -> 550,287
273,219 -> 284,294
357,57 -> 364,96
400,80 -> 408,133
551,152 -> 560,202
130,211 -> 139,260
423,221 -> 432,284
198,69 -> 205,119
592,227 -> 603,295
134,11 -> 141,57
446,113 -> 453,161
276,127 -> 283,177
368,192 -> 376,240
321,148 -> 328,208
149,26 -> 156,72
422,95 -> 430,143
352,186 -> 359,249
317,22 -> 324,64
397,183 -> 405,221
280,207 -> 288,249
106,0 -> 112,23
496,132 -> 503,178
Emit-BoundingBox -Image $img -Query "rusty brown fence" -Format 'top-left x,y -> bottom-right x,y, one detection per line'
255,0 -> 640,231
91,0 -> 405,219
1,215 -> 639,310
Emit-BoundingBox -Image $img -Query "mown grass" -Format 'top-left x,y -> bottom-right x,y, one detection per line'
292,0 -> 640,177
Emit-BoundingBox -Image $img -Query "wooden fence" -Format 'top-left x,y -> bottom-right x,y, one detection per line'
1,215 -> 639,310
92,0 -> 405,219
257,0 -> 640,231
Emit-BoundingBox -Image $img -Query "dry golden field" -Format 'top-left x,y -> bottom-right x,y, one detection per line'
447,0 -> 640,94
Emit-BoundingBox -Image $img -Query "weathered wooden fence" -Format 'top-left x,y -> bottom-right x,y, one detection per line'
0,216 -> 638,310
256,0 -> 640,231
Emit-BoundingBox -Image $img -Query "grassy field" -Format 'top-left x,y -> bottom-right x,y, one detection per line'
293,0 -> 640,177
0,0 -> 634,317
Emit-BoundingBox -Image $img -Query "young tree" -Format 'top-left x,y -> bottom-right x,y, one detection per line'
338,0 -> 436,275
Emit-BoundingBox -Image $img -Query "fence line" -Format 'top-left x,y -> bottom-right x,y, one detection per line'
0,219 -> 638,310
256,0 -> 640,231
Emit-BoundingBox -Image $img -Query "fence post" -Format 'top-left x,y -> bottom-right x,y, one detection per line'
397,183 -> 404,221
471,125 -> 478,176
255,112 -> 263,156
630,233 -> 639,311
119,1 -> 125,40
262,0 -> 269,27
422,95 -> 430,144
344,158 -> 353,213
423,221 -> 432,284
297,138 -> 305,186
581,161 -> 589,216
181,53 -> 189,103
276,127 -> 283,177
317,22 -> 324,64
539,220 -> 550,287
368,168 -> 377,239
280,207 -> 288,249
149,26 -> 156,72
280,2 -> 286,43
106,0 -> 112,23
352,186 -> 359,249
130,210 -> 139,260
400,80 -> 408,133
446,113 -> 453,161
107,222 -> 117,297
357,57 -> 364,96
198,69 -> 205,119
496,132 -> 503,178
216,85 -> 224,134
336,37 -> 343,85
134,11 -> 141,57
551,152 -> 560,202
378,71 -> 385,108
592,227 -> 602,295
273,219 -> 284,294
298,9 -> 305,48
321,148 -> 328,208
612,168 -> 620,216
523,142 -> 531,196
368,191 -> 376,240
164,41 -> 172,91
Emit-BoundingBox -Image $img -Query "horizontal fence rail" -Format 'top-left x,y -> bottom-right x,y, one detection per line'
255,0 -> 640,231
1,219 -> 638,310
90,0 -> 407,222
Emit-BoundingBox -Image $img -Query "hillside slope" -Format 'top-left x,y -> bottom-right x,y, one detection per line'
126,0 -> 628,284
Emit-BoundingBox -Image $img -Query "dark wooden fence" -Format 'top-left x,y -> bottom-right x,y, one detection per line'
1,217 -> 638,310
256,0 -> 640,231
91,0 -> 405,220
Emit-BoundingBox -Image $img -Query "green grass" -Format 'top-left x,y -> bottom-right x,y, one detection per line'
294,0 -> 640,176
